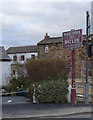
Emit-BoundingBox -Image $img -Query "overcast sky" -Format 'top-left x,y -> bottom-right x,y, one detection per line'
0,0 -> 92,49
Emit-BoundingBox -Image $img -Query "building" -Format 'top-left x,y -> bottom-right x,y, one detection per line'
38,33 -> 93,76
0,46 -> 11,86
38,33 -> 87,77
6,45 -> 38,78
37,33 -> 93,101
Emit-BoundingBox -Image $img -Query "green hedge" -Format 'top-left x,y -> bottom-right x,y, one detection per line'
9,77 -> 26,92
29,77 -> 69,104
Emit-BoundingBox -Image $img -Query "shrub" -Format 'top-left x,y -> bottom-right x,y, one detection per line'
26,58 -> 70,84
29,77 -> 69,104
9,77 -> 26,92
2,85 -> 10,92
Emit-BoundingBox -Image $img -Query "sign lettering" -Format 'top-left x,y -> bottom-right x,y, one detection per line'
63,29 -> 82,49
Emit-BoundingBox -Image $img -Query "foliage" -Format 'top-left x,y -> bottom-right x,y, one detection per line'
26,58 -> 70,84
12,63 -> 26,78
2,85 -> 10,92
29,77 -> 69,104
9,77 -> 26,92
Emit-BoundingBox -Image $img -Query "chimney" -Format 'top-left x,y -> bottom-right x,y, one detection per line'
44,33 -> 50,39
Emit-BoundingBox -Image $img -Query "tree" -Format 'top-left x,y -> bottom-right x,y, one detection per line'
26,58 -> 70,84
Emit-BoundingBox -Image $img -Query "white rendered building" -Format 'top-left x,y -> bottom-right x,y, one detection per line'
6,45 -> 38,78
0,46 -> 11,86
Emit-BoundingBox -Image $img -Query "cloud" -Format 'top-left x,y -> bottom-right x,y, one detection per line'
0,1 -> 91,49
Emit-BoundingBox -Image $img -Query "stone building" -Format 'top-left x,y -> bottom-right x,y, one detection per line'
37,33 -> 93,101
37,33 -> 93,78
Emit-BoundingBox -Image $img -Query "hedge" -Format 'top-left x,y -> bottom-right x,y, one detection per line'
9,77 -> 26,92
26,58 -> 70,84
29,77 -> 69,104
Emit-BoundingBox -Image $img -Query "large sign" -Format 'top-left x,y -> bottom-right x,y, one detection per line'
63,29 -> 82,49
62,29 -> 82,105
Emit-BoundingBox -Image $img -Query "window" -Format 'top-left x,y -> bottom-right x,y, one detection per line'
45,46 -> 49,53
21,55 -> 25,61
13,55 -> 17,61
31,55 -> 35,59
13,70 -> 15,75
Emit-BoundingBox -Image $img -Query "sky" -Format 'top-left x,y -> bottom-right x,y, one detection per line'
0,0 -> 92,50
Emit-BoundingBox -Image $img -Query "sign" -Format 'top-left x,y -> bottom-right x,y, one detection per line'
88,43 -> 93,57
62,29 -> 82,105
63,29 -> 82,49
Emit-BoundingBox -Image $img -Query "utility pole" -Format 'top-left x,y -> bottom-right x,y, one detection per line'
82,59 -> 85,101
85,11 -> 90,105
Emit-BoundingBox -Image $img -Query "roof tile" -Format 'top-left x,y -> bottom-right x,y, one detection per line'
6,45 -> 37,54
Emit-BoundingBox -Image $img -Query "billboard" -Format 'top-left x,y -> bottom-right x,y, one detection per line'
63,29 -> 82,49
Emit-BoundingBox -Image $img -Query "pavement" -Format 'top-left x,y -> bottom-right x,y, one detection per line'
1,96 -> 93,119
2,96 -> 27,104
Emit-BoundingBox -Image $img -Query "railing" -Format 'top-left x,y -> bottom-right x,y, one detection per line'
1,91 -> 28,97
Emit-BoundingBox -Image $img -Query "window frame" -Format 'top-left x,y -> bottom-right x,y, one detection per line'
31,54 -> 35,59
45,46 -> 49,53
13,55 -> 17,61
20,55 -> 25,61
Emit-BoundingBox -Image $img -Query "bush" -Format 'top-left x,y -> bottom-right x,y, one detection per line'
26,58 -> 70,84
29,77 -> 69,104
9,77 -> 26,92
2,85 -> 10,92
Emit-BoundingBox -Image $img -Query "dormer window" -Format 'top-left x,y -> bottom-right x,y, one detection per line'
13,55 -> 17,61
45,46 -> 49,53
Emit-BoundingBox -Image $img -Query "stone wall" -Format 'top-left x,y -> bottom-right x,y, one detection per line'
38,34 -> 93,78
38,42 -> 87,78
38,35 -> 93,101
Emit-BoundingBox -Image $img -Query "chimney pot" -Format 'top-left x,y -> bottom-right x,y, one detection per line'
44,33 -> 50,39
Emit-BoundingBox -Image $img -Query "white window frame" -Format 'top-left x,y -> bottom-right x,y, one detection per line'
45,46 -> 49,53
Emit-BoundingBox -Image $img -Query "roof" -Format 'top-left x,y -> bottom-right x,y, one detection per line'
6,45 -> 38,54
0,46 -> 11,61
38,34 -> 93,45
37,37 -> 62,45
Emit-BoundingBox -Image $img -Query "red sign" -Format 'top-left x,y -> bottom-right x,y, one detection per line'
63,29 -> 82,49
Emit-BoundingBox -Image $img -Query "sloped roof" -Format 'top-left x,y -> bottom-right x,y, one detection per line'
37,37 -> 62,45
7,45 -> 38,54
0,46 -> 11,61
38,34 -> 93,45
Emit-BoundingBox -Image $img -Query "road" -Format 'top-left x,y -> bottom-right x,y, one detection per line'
1,96 -> 93,120
1,114 -> 92,120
